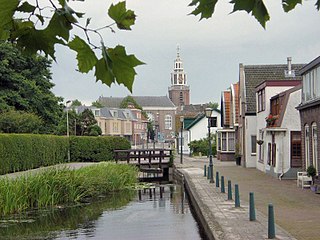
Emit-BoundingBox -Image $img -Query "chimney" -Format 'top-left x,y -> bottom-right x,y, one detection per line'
287,57 -> 292,73
285,57 -> 295,78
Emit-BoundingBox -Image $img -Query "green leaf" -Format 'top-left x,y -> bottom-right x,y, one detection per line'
11,20 -> 35,39
95,58 -> 115,87
317,0 -> 320,10
94,45 -> 144,91
46,11 -> 73,41
189,0 -> 218,20
0,0 -> 19,29
282,0 -> 302,12
230,0 -> 270,28
107,45 -> 144,92
17,2 -> 36,13
108,1 -> 136,30
17,27 -> 64,60
68,36 -> 98,73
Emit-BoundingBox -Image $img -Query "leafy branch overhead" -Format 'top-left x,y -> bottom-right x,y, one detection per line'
189,0 -> 319,28
0,0 -> 144,92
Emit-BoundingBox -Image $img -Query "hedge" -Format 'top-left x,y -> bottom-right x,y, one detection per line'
0,134 -> 68,175
0,134 -> 131,175
70,136 -> 131,162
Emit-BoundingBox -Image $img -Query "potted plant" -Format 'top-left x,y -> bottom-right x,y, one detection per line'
307,165 -> 317,192
265,114 -> 278,127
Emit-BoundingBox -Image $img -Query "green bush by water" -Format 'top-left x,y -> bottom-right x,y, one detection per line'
0,134 -> 131,175
70,136 -> 131,162
0,134 -> 68,175
0,163 -> 138,216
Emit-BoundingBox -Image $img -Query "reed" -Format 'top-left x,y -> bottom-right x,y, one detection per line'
0,163 -> 138,216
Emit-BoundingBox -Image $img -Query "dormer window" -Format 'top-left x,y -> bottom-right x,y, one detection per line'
94,109 -> 100,116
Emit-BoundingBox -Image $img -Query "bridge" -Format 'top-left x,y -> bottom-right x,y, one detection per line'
114,148 -> 173,182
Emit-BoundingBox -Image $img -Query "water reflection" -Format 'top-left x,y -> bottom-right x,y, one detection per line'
0,185 -> 206,240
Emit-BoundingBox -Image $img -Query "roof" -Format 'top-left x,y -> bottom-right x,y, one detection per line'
299,56 -> 320,75
223,91 -> 231,126
179,104 -> 221,116
243,63 -> 305,113
98,96 -> 176,108
185,113 -> 205,130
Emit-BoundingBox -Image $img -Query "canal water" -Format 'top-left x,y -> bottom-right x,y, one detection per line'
0,184 -> 207,240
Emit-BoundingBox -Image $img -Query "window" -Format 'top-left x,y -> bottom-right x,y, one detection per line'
165,115 -> 172,130
251,135 -> 257,154
217,132 -> 221,151
302,66 -> 320,102
291,131 -> 302,168
257,89 -> 265,112
228,132 -> 235,151
147,112 -> 154,122
305,124 -> 310,168
222,132 -> 227,151
270,98 -> 280,116
312,123 -> 318,174
94,110 -> 100,116
179,92 -> 183,102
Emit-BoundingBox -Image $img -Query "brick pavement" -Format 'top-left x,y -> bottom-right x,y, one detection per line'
175,156 -> 320,240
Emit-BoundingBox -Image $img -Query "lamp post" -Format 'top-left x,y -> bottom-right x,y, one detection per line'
180,116 -> 184,164
66,100 -> 71,161
205,108 -> 214,183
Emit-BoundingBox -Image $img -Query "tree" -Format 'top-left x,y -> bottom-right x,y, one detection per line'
0,110 -> 43,133
79,108 -> 97,136
0,0 -> 144,92
91,101 -> 103,108
0,42 -> 63,133
207,102 -> 219,110
189,0 -> 320,28
71,99 -> 82,107
55,109 -> 80,135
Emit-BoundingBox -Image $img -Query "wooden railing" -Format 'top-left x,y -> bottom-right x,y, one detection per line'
114,148 -> 172,169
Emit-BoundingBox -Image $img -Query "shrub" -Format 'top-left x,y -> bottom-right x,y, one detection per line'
70,136 -> 131,162
0,134 -> 68,175
0,110 -> 43,133
188,136 -> 217,157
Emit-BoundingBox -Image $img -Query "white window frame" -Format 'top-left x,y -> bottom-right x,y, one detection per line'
305,124 -> 310,169
165,114 -> 172,130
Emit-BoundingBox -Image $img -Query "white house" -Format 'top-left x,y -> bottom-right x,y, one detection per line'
238,59 -> 305,168
256,82 -> 303,179
180,109 -> 221,155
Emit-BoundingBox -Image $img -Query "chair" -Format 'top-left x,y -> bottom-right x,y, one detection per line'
297,172 -> 312,189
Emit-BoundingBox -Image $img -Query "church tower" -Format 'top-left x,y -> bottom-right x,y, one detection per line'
168,46 -> 190,109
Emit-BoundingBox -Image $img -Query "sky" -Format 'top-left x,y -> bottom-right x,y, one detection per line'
51,0 -> 320,106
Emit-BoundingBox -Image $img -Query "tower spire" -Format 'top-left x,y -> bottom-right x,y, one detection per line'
177,44 -> 180,59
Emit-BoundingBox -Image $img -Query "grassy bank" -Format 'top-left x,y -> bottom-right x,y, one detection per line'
0,163 -> 138,216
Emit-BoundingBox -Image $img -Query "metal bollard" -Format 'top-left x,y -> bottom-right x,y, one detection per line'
227,180 -> 232,200
207,166 -> 210,180
204,165 -> 207,177
249,192 -> 256,221
216,171 -> 220,187
235,184 -> 240,207
221,176 -> 225,193
268,204 -> 276,239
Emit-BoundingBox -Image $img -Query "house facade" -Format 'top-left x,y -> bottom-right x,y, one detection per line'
217,83 -> 239,161
238,58 -> 305,168
98,96 -> 177,142
256,82 -> 302,179
297,56 -> 320,175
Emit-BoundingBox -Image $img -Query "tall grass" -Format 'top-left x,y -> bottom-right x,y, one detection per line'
0,163 -> 138,216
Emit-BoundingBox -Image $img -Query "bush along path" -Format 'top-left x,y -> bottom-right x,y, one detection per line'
0,162 -> 138,216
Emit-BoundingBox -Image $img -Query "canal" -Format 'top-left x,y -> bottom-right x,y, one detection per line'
0,184 -> 207,240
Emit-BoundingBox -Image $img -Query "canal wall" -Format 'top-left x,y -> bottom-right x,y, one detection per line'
173,168 -> 220,240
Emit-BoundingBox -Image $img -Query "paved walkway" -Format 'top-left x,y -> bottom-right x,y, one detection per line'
175,156 -> 320,240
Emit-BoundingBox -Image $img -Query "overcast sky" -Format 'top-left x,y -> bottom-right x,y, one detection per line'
51,0 -> 320,106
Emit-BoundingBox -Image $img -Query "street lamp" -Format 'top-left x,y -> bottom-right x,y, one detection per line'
66,100 -> 71,137
66,100 -> 71,162
180,116 -> 184,164
205,108 -> 214,183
